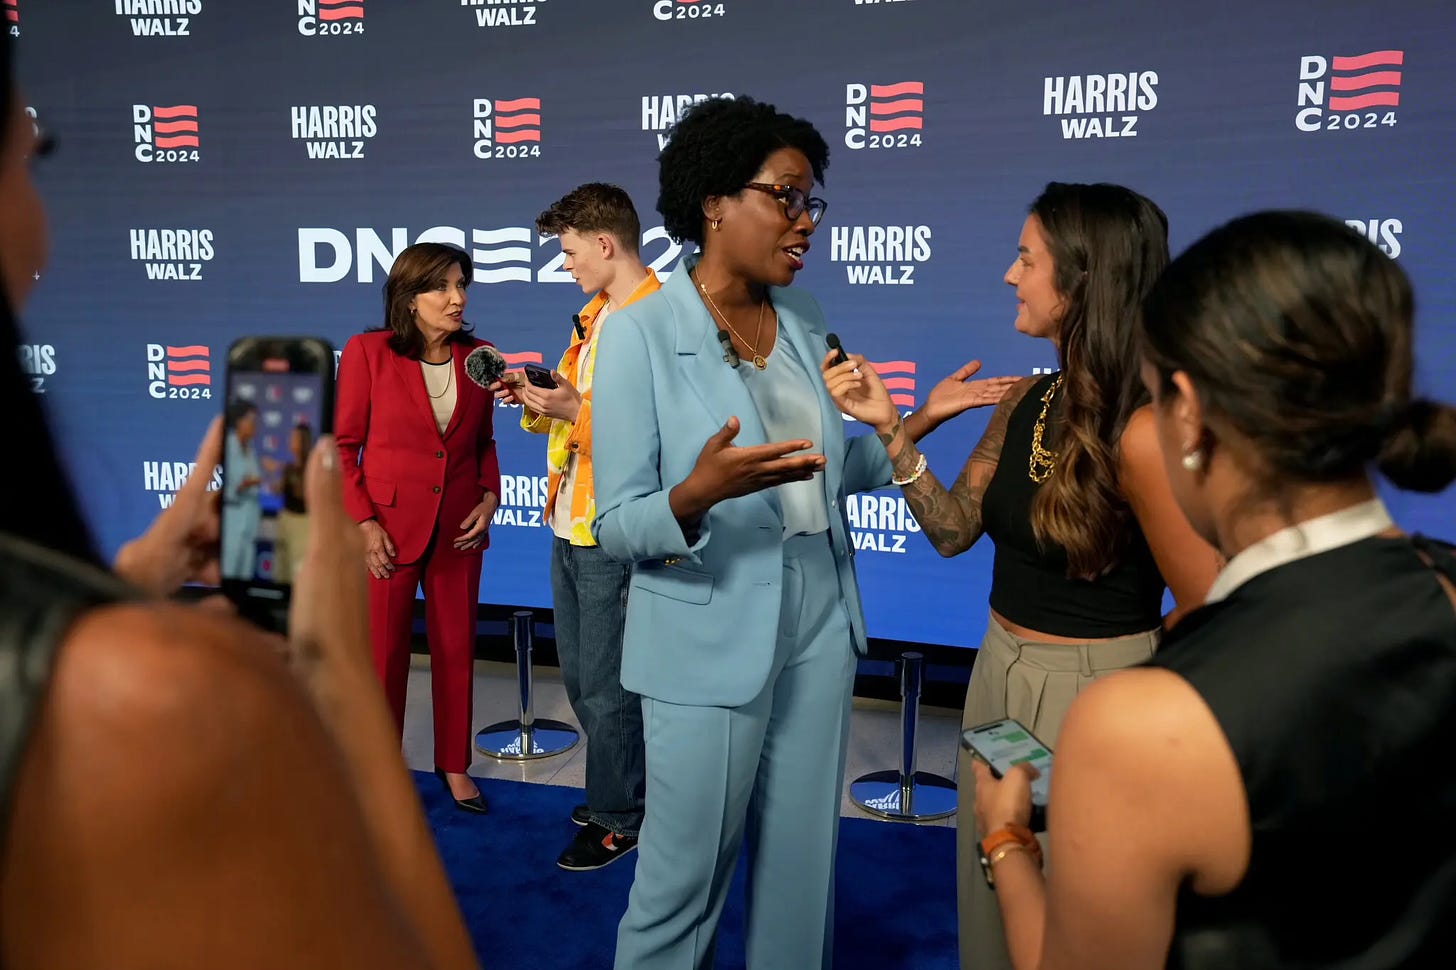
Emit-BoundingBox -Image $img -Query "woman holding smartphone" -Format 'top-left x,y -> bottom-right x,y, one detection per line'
972,211 -> 1456,969
0,30 -> 479,967
823,182 -> 1222,970
335,242 -> 501,814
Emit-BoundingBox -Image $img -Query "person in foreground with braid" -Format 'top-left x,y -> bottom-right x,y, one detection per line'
0,32 -> 479,969
971,209 -> 1456,968
823,181 -> 1223,970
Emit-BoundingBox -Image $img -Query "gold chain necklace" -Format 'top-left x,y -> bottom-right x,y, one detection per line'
1028,374 -> 1062,483
423,358 -> 454,399
693,269 -> 769,370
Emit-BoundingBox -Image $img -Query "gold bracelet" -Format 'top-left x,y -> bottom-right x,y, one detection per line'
989,843 -> 1036,869
892,450 -> 928,487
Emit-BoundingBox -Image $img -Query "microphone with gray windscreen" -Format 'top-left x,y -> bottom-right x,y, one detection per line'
464,344 -> 508,388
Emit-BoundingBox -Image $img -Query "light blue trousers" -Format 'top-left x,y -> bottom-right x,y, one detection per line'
615,533 -> 857,970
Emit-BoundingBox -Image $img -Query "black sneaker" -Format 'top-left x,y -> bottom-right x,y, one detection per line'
556,822 -> 638,872
570,804 -> 590,827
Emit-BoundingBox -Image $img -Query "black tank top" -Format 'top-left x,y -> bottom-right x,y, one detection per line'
981,372 -> 1165,637
1149,535 -> 1456,968
0,533 -> 132,836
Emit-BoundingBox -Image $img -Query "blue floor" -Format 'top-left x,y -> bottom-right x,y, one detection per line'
417,772 -> 959,969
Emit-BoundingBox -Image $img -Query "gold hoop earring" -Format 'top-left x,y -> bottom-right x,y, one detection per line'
709,218 -> 721,231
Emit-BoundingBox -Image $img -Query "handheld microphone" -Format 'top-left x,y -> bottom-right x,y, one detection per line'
717,330 -> 741,368
573,314 -> 585,340
825,332 -> 849,366
464,345 -> 508,388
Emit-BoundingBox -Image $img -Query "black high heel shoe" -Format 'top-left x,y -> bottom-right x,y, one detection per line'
434,768 -> 488,815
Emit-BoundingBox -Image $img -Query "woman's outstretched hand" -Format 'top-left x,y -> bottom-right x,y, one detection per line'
919,359 -> 1021,428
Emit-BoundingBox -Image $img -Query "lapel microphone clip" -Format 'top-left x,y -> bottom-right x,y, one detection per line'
717,329 -> 741,368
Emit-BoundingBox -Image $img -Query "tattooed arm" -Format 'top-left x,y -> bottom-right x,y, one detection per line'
881,377 -> 1039,557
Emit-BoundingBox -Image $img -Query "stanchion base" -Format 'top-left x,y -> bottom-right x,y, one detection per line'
474,719 -> 580,761
850,769 -> 957,821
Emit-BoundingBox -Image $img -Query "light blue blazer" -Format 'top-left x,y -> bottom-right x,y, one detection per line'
591,259 -> 892,708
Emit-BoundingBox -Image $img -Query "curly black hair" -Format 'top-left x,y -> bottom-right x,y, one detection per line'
657,96 -> 829,246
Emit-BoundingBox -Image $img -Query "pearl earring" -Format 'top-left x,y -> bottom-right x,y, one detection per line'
1181,449 -> 1204,473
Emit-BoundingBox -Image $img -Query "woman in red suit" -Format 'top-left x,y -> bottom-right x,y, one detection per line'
336,242 -> 501,813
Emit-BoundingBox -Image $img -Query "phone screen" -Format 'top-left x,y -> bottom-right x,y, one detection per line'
221,339 -> 333,608
961,718 -> 1054,808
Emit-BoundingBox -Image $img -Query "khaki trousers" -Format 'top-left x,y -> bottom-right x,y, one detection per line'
956,617 -> 1159,970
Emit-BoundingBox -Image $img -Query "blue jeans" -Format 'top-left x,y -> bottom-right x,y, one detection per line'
551,537 -> 645,837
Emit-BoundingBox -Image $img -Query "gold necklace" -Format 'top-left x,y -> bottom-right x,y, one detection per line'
693,269 -> 769,369
1028,374 -> 1062,483
424,358 -> 454,399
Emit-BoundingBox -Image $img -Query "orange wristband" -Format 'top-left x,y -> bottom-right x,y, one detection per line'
978,824 -> 1042,887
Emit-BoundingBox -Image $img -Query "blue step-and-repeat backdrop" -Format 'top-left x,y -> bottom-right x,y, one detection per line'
11,1 -> 1455,648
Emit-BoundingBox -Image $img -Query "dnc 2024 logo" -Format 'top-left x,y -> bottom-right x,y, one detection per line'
1296,50 -> 1403,132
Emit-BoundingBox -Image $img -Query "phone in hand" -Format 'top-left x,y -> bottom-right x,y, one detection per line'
961,717 -> 1053,831
220,336 -> 335,630
523,362 -> 558,389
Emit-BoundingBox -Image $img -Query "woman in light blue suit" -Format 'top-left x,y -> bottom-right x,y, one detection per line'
591,97 -> 893,970
221,399 -> 263,580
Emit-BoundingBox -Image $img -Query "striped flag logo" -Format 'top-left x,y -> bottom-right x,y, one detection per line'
165,345 -> 211,388
469,228 -> 534,284
868,81 -> 924,133
153,105 -> 200,148
1328,50 -> 1403,110
4,0 -> 19,26
318,0 -> 364,20
494,97 -> 542,144
500,351 -> 545,366
870,359 -> 917,408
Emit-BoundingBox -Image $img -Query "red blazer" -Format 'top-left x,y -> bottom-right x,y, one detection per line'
335,330 -> 501,565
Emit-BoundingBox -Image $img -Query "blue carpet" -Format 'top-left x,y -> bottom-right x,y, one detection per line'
415,771 -> 959,970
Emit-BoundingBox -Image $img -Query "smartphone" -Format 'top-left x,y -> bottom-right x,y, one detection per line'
523,362 -> 558,389
220,336 -> 336,629
961,717 -> 1053,830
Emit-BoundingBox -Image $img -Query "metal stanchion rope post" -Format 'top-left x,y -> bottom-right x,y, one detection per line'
899,652 -> 922,809
849,650 -> 956,821
475,609 -> 579,761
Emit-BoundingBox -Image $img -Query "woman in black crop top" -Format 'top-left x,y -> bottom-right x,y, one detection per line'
826,182 -> 1222,970
0,35 -> 479,969
968,211 -> 1456,969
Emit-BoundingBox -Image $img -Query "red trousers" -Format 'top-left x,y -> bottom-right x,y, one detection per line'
368,532 -> 483,772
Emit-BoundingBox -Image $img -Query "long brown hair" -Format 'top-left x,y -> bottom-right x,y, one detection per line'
1028,183 -> 1170,579
376,242 -> 474,358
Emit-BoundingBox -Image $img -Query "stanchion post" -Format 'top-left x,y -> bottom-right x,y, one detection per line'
849,650 -> 956,821
475,609 -> 579,761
